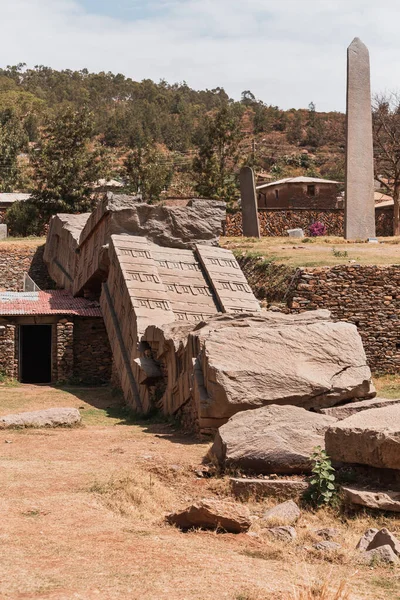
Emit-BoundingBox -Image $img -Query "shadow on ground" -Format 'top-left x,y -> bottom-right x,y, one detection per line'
58,384 -> 207,444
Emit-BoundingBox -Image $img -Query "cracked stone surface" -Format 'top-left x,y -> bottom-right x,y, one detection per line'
211,404 -> 337,474
325,405 -> 400,470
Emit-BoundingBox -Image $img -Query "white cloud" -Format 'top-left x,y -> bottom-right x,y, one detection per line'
1,0 -> 400,110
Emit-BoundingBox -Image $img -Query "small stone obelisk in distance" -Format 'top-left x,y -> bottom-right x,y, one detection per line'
240,166 -> 261,237
345,38 -> 375,240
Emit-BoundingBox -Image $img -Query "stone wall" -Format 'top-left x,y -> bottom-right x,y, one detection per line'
290,265 -> 400,374
225,207 -> 393,237
0,243 -> 55,291
73,317 -> 112,383
55,319 -> 74,382
0,323 -> 17,378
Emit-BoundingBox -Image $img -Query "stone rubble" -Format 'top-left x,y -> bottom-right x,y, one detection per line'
165,499 -> 251,533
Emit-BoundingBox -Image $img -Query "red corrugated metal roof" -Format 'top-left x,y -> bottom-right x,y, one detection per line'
0,290 -> 102,317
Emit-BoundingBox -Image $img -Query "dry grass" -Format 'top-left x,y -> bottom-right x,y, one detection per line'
221,236 -> 400,267
89,470 -> 176,523
0,384 -> 399,599
0,236 -> 46,246
373,373 -> 400,398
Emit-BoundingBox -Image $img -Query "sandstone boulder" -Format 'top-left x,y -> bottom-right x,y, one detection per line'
314,528 -> 340,541
211,405 -> 337,474
261,500 -> 301,526
343,486 -> 400,513
0,408 -> 81,429
361,545 -> 399,565
318,397 -> 400,420
166,499 -> 251,533
264,526 -> 297,542
313,541 -> 341,552
366,528 -> 400,556
356,528 -> 379,552
325,405 -> 400,470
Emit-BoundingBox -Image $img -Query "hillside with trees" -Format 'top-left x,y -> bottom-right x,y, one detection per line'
0,63 -> 348,232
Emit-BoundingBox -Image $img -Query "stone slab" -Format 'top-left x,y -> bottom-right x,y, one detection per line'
240,166 -> 260,238
195,245 -> 260,313
0,408 -> 81,428
342,486 -> 400,513
325,405 -> 400,469
0,224 -> 7,239
318,397 -> 400,419
230,477 -> 309,499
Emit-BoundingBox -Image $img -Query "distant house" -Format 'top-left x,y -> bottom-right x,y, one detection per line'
0,193 -> 31,211
94,179 -> 124,192
256,177 -> 342,209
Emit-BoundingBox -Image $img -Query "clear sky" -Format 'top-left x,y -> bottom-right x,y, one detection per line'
1,0 -> 399,111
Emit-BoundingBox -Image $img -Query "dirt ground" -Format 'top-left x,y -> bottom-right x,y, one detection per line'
221,236 -> 400,267
0,384 -> 399,600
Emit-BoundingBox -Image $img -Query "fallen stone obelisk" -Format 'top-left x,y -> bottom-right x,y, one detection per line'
240,166 -> 260,238
345,37 -> 375,240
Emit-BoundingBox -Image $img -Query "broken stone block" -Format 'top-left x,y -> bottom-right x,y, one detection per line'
211,405 -> 337,474
230,478 -> 309,500
44,213 -> 90,290
318,397 -> 400,420
0,408 -> 81,428
166,499 -> 251,533
143,310 -> 374,430
325,405 -> 400,470
343,486 -> 400,513
261,500 -> 301,526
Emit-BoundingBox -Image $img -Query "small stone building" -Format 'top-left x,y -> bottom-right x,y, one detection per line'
0,290 -> 112,384
257,177 -> 342,209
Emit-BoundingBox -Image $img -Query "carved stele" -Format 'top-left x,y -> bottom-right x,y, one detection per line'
345,38 -> 376,240
240,166 -> 261,238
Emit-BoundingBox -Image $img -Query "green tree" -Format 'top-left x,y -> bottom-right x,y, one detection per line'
0,108 -> 28,191
123,144 -> 173,203
373,92 -> 400,235
192,104 -> 243,203
30,106 -> 109,219
304,102 -> 324,148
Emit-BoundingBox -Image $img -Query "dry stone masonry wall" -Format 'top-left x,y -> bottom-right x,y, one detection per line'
0,323 -> 17,378
73,317 -> 112,383
0,244 -> 55,291
290,265 -> 400,374
225,208 -> 393,238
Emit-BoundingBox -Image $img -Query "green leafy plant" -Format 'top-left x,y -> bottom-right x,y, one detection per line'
331,247 -> 348,258
308,446 -> 337,506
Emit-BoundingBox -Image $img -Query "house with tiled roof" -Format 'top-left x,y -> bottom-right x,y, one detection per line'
0,289 -> 112,384
256,176 -> 342,209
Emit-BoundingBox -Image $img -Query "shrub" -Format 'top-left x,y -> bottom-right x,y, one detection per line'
5,200 -> 44,237
309,221 -> 327,237
308,446 -> 337,507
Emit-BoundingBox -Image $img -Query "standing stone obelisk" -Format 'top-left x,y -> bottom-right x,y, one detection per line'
240,166 -> 261,237
345,38 -> 375,240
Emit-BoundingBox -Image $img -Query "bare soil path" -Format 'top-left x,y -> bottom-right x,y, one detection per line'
0,385 -> 398,600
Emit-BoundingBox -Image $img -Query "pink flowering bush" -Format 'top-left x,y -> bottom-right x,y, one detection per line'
309,221 -> 327,237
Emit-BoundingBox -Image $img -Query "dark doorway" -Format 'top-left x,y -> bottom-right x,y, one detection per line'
20,325 -> 52,383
